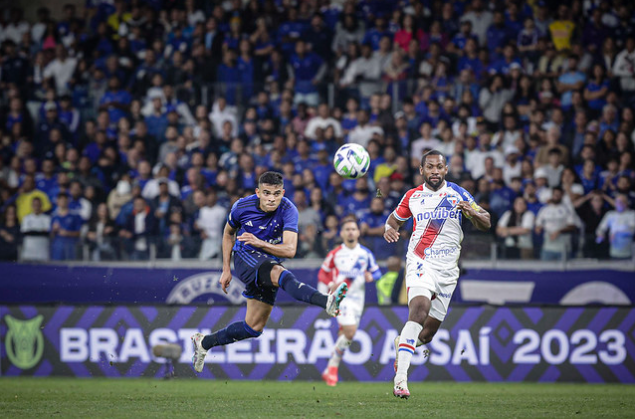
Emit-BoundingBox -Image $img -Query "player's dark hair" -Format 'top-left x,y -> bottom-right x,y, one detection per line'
421,150 -> 446,167
258,171 -> 284,187
340,216 -> 358,229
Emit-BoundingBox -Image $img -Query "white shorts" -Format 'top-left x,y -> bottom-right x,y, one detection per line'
336,298 -> 363,327
404,260 -> 459,322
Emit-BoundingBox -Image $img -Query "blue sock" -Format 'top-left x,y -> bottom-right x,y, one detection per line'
201,321 -> 262,350
278,270 -> 327,308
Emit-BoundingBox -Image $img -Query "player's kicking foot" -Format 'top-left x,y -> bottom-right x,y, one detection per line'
321,366 -> 338,386
190,332 -> 208,373
325,282 -> 348,317
393,335 -> 430,373
393,376 -> 410,399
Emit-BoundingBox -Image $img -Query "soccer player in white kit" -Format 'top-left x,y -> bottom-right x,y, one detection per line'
318,218 -> 382,386
384,150 -> 491,399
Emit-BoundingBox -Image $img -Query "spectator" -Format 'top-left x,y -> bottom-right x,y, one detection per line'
557,55 -> 586,111
535,187 -> 577,260
196,190 -> 226,260
574,190 -> 611,259
360,197 -> 397,260
305,103 -> 343,139
152,178 -> 183,237
0,205 -> 20,261
332,14 -> 365,55
50,193 -> 82,261
68,181 -> 92,222
548,4 -> 575,52
460,0 -> 493,47
613,36 -> 635,102
348,109 -> 383,148
43,45 -> 77,95
479,75 -> 514,128
119,196 -> 156,261
290,40 -> 325,107
15,175 -> 52,224
497,196 -> 535,259
596,194 -> 635,259
86,203 -> 117,261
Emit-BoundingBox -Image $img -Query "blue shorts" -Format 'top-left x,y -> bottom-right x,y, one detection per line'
233,249 -> 280,306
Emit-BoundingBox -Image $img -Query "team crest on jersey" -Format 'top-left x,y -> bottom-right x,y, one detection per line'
447,196 -> 458,206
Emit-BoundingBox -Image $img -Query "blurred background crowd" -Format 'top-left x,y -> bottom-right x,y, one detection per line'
0,0 -> 634,263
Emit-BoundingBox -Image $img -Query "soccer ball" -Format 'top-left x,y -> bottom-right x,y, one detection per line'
333,144 -> 371,179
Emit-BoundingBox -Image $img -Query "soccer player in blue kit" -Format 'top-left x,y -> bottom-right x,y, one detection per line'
191,172 -> 348,373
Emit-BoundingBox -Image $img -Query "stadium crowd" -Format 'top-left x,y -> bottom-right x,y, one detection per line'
0,0 -> 635,262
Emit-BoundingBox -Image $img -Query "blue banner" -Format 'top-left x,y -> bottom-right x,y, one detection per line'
2,304 -> 634,383
456,269 -> 635,306
0,263 -> 632,306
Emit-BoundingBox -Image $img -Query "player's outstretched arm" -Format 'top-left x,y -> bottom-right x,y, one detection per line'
237,230 -> 298,259
220,222 -> 237,294
457,201 -> 491,231
384,213 -> 405,243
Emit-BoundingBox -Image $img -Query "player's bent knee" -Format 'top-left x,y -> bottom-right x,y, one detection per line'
269,264 -> 286,284
257,261 -> 282,288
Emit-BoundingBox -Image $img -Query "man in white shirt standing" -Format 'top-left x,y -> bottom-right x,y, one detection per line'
596,194 -> 635,259
410,122 -> 440,161
304,103 -> 343,139
208,97 -> 238,138
20,197 -> 51,261
535,187 -> 577,260
613,36 -> 635,95
348,109 -> 383,148
196,190 -> 227,260
43,45 -> 77,95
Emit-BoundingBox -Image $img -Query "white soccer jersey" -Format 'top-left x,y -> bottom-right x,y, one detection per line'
392,181 -> 480,270
318,244 -> 381,302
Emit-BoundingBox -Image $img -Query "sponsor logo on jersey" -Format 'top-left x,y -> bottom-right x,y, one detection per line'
415,208 -> 460,221
246,221 -> 253,227
423,247 -> 459,258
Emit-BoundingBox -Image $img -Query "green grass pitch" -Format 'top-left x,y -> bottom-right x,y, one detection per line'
1,378 -> 634,418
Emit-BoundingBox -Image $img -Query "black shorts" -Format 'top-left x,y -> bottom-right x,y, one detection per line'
233,249 -> 280,306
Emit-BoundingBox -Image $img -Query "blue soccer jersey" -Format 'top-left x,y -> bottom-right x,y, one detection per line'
227,194 -> 299,262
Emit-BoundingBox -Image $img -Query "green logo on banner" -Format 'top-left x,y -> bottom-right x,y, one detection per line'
4,315 -> 44,370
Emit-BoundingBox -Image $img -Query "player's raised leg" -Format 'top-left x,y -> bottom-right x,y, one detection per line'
191,299 -> 270,373
270,265 -> 347,317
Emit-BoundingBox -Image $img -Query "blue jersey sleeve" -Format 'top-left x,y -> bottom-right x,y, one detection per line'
227,200 -> 242,229
282,199 -> 299,233
448,182 -> 481,210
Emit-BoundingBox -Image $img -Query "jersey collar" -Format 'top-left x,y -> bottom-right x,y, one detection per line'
422,180 -> 446,193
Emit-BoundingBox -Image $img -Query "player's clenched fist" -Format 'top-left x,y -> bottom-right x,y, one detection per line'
456,201 -> 476,219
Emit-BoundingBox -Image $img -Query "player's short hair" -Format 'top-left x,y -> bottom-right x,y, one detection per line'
421,150 -> 446,167
258,171 -> 284,187
340,215 -> 358,228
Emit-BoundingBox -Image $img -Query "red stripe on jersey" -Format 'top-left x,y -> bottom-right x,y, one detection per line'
413,217 -> 447,259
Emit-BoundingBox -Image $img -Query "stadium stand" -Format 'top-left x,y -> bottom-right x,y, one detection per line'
0,0 -> 634,262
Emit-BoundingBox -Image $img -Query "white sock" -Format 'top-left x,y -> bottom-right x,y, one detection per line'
327,335 -> 352,368
396,321 -> 423,380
